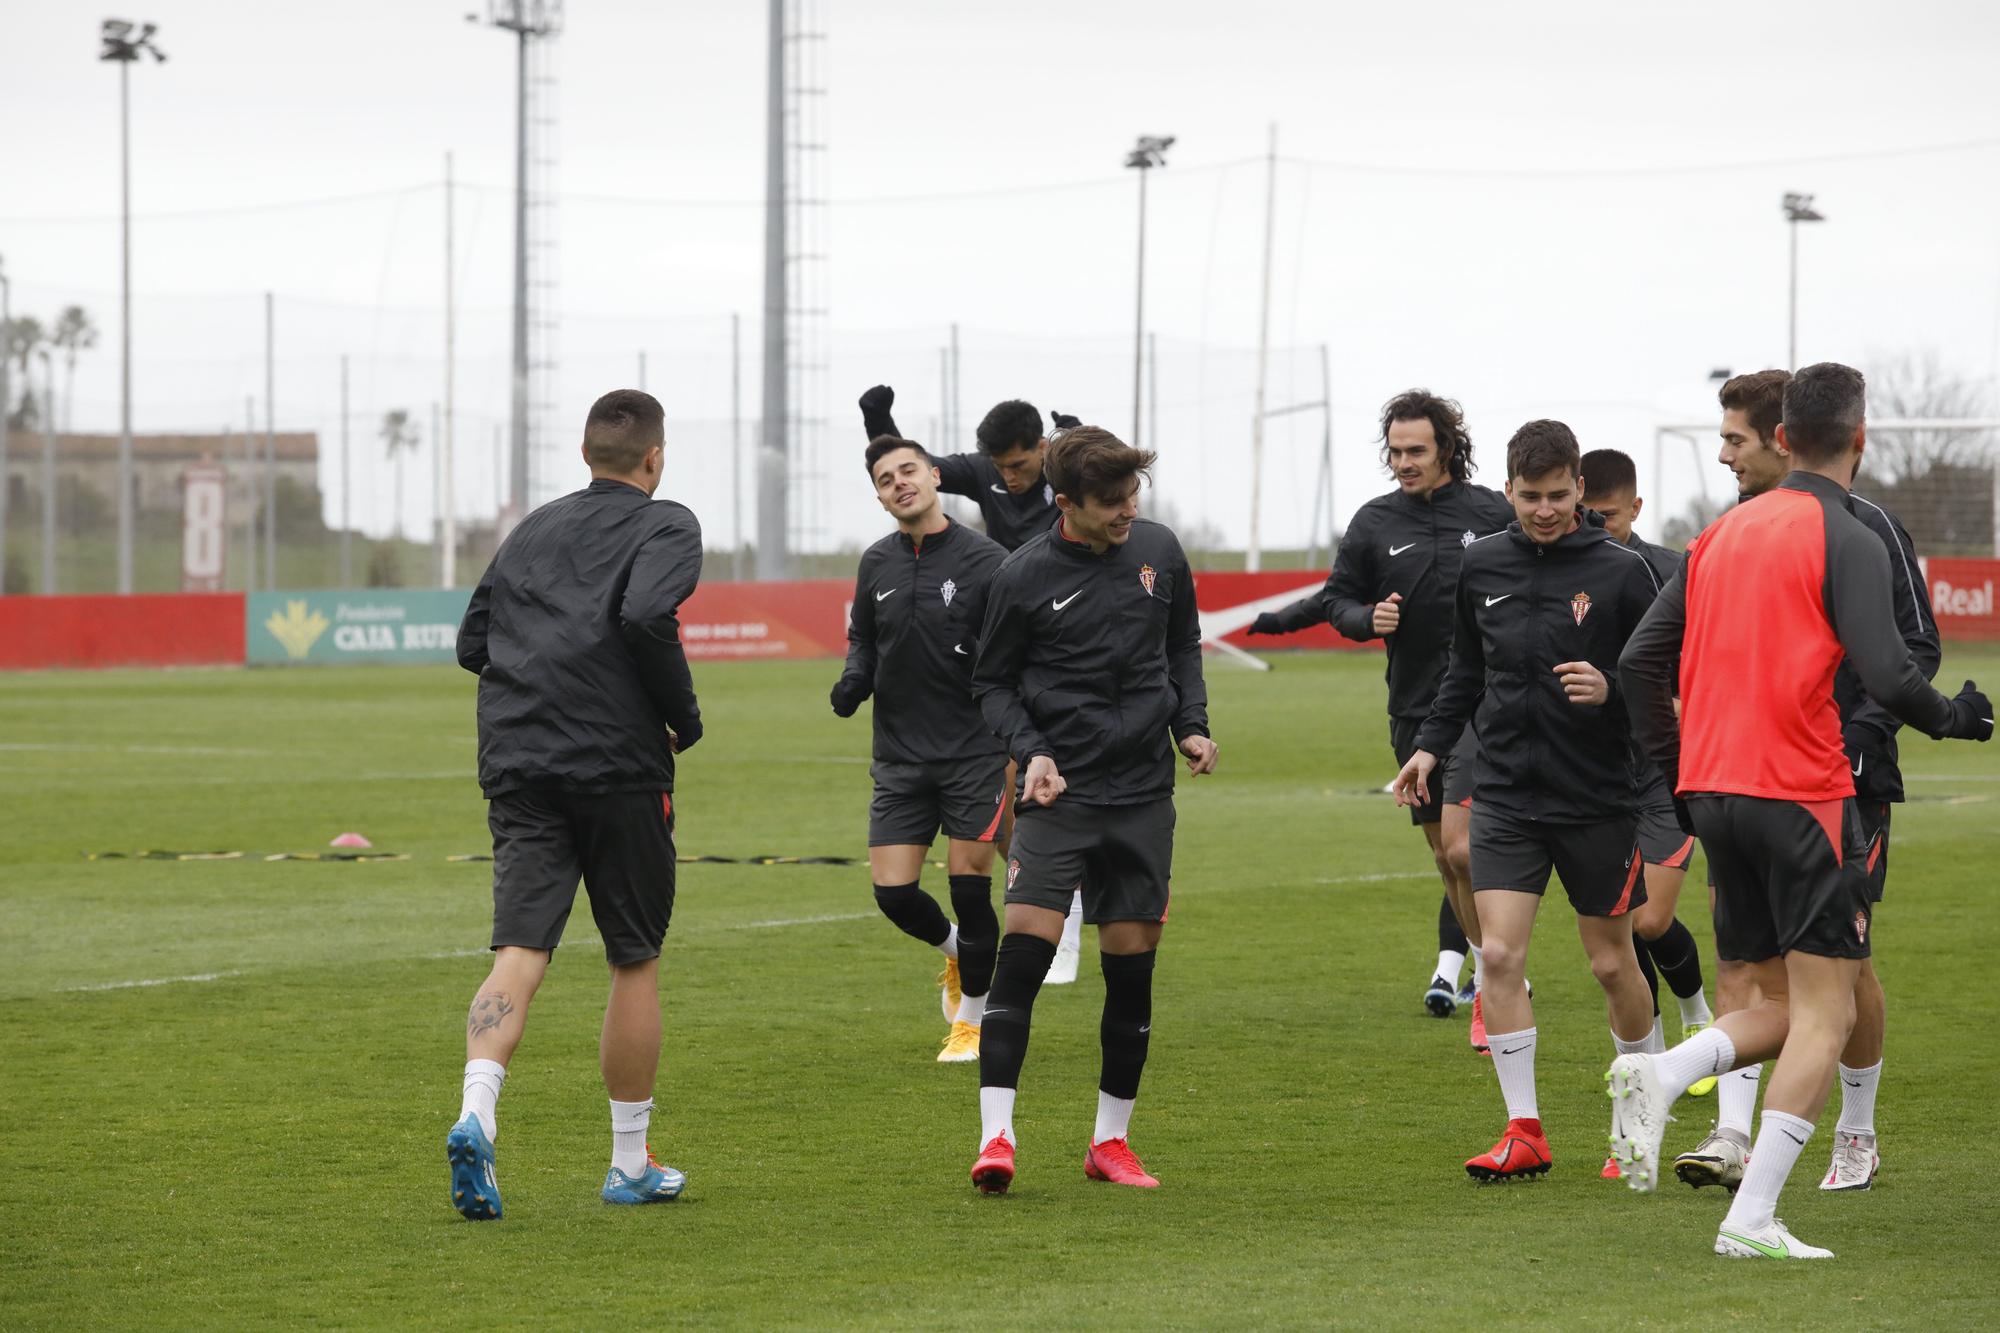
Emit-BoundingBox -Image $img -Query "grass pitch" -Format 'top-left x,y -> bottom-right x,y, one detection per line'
3,650 -> 1997,1329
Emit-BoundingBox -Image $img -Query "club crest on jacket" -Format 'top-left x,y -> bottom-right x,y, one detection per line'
1139,564 -> 1157,597
941,577 -> 956,606
1571,591 -> 1592,625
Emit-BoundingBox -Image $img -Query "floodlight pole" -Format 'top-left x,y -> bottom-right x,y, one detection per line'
339,355 -> 351,587
1248,123 -> 1277,573
40,349 -> 56,593
1126,135 -> 1174,448
442,150 -> 457,588
731,311 -> 744,581
264,291 -> 275,590
1783,192 -> 1824,369
756,0 -> 788,579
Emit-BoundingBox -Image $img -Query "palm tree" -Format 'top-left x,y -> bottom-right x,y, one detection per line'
5,316 -> 45,431
48,306 -> 98,434
381,408 -> 419,541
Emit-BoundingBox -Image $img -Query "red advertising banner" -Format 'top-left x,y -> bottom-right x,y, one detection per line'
0,593 -> 247,670
677,579 -> 852,660
1925,557 -> 2000,642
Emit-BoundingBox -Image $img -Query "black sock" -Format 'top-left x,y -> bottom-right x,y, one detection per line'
977,933 -> 1056,1090
872,881 -> 950,948
1438,894 -> 1470,955
1099,949 -> 1157,1100
1632,931 -> 1661,1016
1646,917 -> 1707,1001
948,874 -> 998,999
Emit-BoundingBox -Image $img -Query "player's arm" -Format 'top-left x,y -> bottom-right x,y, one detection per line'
929,450 -> 983,499
1825,519 -> 1985,741
1321,511 -> 1389,640
1164,542 -> 1217,774
1846,506 -> 1942,756
621,510 -> 706,751
1247,592 -> 1329,637
1617,566 -> 1687,789
456,562 -> 495,675
1413,573 -> 1483,757
1563,552 -> 1663,711
830,554 -> 878,717
971,566 -> 1055,768
951,545 -> 1002,685
858,384 -> 900,442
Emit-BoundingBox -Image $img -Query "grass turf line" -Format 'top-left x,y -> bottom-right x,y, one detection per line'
2,651 -> 1997,1328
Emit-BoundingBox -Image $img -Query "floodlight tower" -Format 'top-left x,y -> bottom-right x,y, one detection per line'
100,18 -> 166,595
1783,191 -> 1824,369
475,1 -> 562,529
1126,134 -> 1173,448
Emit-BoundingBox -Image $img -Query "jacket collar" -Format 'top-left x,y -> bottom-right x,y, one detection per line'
1505,507 -> 1610,553
1051,514 -> 1119,560
894,517 -> 957,553
1780,470 -> 1849,502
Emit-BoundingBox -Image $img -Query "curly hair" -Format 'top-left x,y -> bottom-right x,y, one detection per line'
1379,389 -> 1473,482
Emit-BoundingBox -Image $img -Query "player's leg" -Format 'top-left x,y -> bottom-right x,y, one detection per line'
868,763 -> 961,1023
1081,799 -> 1174,1188
972,804 -> 1084,1192
932,757 -> 1008,1059
1825,802 -> 1889,1191
578,790 -> 686,1204
1438,798 -> 1487,1042
1393,717 -> 1465,1013
1465,885 -> 1551,1180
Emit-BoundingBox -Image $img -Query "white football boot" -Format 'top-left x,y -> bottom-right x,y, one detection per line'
1819,1131 -> 1879,1192
1714,1218 -> 1834,1259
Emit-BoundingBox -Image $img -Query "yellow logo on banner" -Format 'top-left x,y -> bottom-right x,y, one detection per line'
265,600 -> 330,660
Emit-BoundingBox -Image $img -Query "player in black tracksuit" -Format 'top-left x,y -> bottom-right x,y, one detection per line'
446,389 -> 702,1218
1392,421 -> 1661,1181
963,427 -> 1214,1195
1249,390 -> 1514,1028
830,435 -> 1010,1063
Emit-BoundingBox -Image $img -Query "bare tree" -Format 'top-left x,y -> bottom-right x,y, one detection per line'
381,408 -> 420,541
1859,352 -> 1996,555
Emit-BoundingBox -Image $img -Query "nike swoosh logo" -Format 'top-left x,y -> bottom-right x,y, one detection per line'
1852,755 -> 1863,777
1718,1230 -> 1790,1259
1844,1079 -> 1861,1088
1494,1140 -> 1513,1167
952,643 -> 968,656
1780,1130 -> 1806,1146
990,483 -> 1009,494
1138,1024 -> 1151,1033
1499,1044 -> 1529,1055
1053,591 -> 1082,611
1485,594 -> 1512,607
875,588 -> 899,602
1389,543 -> 1415,556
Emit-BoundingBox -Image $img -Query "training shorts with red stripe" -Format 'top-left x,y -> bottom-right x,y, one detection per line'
1469,804 -> 1645,917
1690,793 -> 1872,962
1634,767 -> 1697,870
868,755 -> 1010,847
1857,801 -> 1892,905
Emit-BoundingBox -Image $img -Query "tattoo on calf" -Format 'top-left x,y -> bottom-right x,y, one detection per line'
467,992 -> 514,1038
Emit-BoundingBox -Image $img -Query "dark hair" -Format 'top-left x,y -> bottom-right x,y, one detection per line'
1043,425 -> 1155,505
975,400 -> 1044,456
1379,388 -> 1474,482
1506,420 -> 1581,482
864,434 -> 932,477
583,389 -> 665,472
1579,448 -> 1637,501
1781,362 -> 1867,465
1718,369 -> 1789,447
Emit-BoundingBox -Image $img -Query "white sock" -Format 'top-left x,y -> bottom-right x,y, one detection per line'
1676,988 -> 1714,1028
1717,1063 -> 1762,1141
1060,892 -> 1083,951
1836,1060 -> 1882,1137
1655,1025 -> 1736,1101
1723,1109 -> 1813,1234
937,923 -> 959,960
1092,1091 -> 1136,1145
1470,945 -> 1485,993
610,1097 -> 652,1177
1435,948 -> 1467,986
979,1086 -> 1016,1148
955,990 -> 987,1027
1613,1027 -> 1652,1056
460,1059 -> 505,1142
1488,1026 -> 1538,1122
1645,1014 -> 1667,1054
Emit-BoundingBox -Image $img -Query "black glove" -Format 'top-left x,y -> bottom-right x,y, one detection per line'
1841,722 -> 1894,787
1050,409 -> 1081,431
671,716 -> 703,753
1672,795 -> 1697,837
829,680 -> 866,718
1943,680 -> 1993,741
1248,612 -> 1284,636
858,384 -> 895,415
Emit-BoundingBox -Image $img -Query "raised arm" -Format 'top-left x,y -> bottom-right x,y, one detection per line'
621,511 -> 705,750
859,384 -> 900,442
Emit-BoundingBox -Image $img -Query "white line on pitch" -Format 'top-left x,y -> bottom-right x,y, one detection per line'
1311,872 -> 1437,886
721,911 -> 875,930
58,970 -> 244,993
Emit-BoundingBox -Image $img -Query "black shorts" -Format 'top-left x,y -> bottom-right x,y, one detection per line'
1690,794 -> 1872,963
488,788 -> 677,966
868,754 -> 1009,847
1005,797 -> 1174,925
1857,801 -> 1891,905
1390,717 -> 1475,825
1634,767 -> 1697,869
1469,804 -> 1645,918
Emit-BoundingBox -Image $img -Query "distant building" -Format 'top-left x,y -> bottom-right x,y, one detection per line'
3,430 -> 319,515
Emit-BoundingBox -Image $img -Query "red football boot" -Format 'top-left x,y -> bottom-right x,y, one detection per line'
1084,1137 -> 1161,1188
1465,1118 -> 1552,1181
1469,992 -> 1490,1055
971,1135 -> 1016,1194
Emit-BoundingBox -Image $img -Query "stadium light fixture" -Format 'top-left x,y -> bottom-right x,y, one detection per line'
1782,192 -> 1825,370
100,18 -> 166,596
1126,135 -> 1174,448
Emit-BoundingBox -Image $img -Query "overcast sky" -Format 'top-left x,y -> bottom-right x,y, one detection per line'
4,0 -> 1999,555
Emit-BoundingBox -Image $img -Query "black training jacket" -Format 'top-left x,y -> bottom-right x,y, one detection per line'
1414,512 -> 1662,821
1838,492 -> 1940,803
973,517 -> 1209,805
1265,480 -> 1515,720
458,479 -> 704,797
862,400 -> 1056,551
832,519 -> 1008,764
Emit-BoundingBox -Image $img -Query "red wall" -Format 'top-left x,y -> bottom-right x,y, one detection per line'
1926,558 -> 2000,642
0,593 -> 246,670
